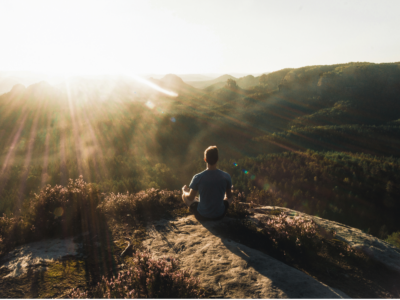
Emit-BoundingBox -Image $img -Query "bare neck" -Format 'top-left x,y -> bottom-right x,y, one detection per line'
206,163 -> 217,170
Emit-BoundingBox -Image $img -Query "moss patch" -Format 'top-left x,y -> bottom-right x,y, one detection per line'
0,258 -> 88,299
38,259 -> 87,298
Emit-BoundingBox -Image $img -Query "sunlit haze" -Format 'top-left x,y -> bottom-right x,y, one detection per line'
1,0 -> 399,77
2,2 -> 400,295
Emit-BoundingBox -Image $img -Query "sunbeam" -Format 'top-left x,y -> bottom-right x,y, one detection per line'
17,97 -> 47,209
65,78 -> 83,176
127,74 -> 178,97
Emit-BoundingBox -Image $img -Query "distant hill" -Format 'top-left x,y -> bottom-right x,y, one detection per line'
257,68 -> 293,89
174,74 -> 215,81
203,81 -> 226,92
187,74 -> 266,91
185,74 -> 237,89
237,75 -> 259,89
150,74 -> 204,97
144,74 -> 217,81
0,77 -> 21,95
251,62 -> 400,153
202,75 -> 259,92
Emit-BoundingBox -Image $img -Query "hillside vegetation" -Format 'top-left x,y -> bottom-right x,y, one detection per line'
0,61 -> 400,241
2,62 -> 400,298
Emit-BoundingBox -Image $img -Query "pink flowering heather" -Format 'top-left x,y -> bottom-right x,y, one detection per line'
0,176 -> 102,254
69,288 -> 89,299
97,188 -> 185,220
69,250 -> 204,298
261,212 -> 319,251
27,176 -> 102,238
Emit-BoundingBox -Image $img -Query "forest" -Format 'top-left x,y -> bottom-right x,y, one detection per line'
1,61 -> 400,240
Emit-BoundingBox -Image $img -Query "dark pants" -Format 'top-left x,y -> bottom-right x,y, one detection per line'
189,201 -> 230,221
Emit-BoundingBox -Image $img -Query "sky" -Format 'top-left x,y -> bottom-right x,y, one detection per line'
0,0 -> 399,76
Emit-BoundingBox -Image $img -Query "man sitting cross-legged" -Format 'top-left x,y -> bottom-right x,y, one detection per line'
182,145 -> 233,221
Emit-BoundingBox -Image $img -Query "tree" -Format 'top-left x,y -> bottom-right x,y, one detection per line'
259,74 -> 268,87
226,78 -> 238,89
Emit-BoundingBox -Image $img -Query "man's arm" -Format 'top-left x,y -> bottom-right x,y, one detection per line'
224,185 -> 233,204
182,185 -> 198,206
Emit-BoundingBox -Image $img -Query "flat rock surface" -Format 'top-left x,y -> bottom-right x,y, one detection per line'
0,237 -> 78,278
253,206 -> 400,275
142,215 -> 348,298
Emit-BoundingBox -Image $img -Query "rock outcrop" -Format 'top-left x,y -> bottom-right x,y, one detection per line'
0,237 -> 78,278
251,206 -> 400,275
142,215 -> 349,298
2,205 -> 400,298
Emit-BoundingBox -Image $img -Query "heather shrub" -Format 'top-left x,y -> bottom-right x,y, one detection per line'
0,176 -> 101,253
385,231 -> 400,249
0,213 -> 16,244
0,213 -> 29,255
261,212 -> 320,255
226,199 -> 251,219
245,188 -> 285,207
97,188 -> 185,220
222,187 -> 251,219
26,176 -> 102,239
259,212 -> 358,259
69,251 -> 205,298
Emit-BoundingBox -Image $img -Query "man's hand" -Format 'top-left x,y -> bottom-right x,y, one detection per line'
224,185 -> 233,204
181,185 -> 198,206
182,185 -> 190,193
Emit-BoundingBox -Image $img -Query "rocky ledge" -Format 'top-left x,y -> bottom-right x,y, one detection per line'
142,215 -> 348,298
251,206 -> 400,275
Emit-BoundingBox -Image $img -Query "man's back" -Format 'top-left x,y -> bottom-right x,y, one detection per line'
189,169 -> 232,219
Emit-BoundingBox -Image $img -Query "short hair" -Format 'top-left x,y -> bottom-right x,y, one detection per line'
204,146 -> 218,165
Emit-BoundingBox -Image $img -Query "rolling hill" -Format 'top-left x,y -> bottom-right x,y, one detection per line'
0,77 -> 21,95
1,62 -> 400,240
186,73 -> 274,91
185,74 -> 237,89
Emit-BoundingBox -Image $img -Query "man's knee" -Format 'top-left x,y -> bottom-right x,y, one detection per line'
189,201 -> 199,213
223,200 -> 230,210
222,200 -> 230,218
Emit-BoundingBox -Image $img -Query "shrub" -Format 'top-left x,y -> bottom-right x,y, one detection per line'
261,212 -> 320,256
226,199 -> 251,219
26,176 -> 102,239
245,188 -> 285,207
0,212 -> 36,256
385,231 -> 400,249
69,251 -> 205,298
0,176 -> 101,254
97,188 -> 185,221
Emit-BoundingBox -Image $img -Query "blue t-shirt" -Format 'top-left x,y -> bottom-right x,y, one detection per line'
189,169 -> 232,219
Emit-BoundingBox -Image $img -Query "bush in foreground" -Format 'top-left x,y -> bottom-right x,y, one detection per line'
0,176 -> 101,255
97,188 -> 186,221
69,251 -> 205,298
263,212 -> 319,250
27,176 -> 102,238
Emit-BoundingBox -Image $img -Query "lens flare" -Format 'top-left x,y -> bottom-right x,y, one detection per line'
126,74 -> 178,97
146,101 -> 155,109
170,117 -> 176,122
54,207 -> 64,218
